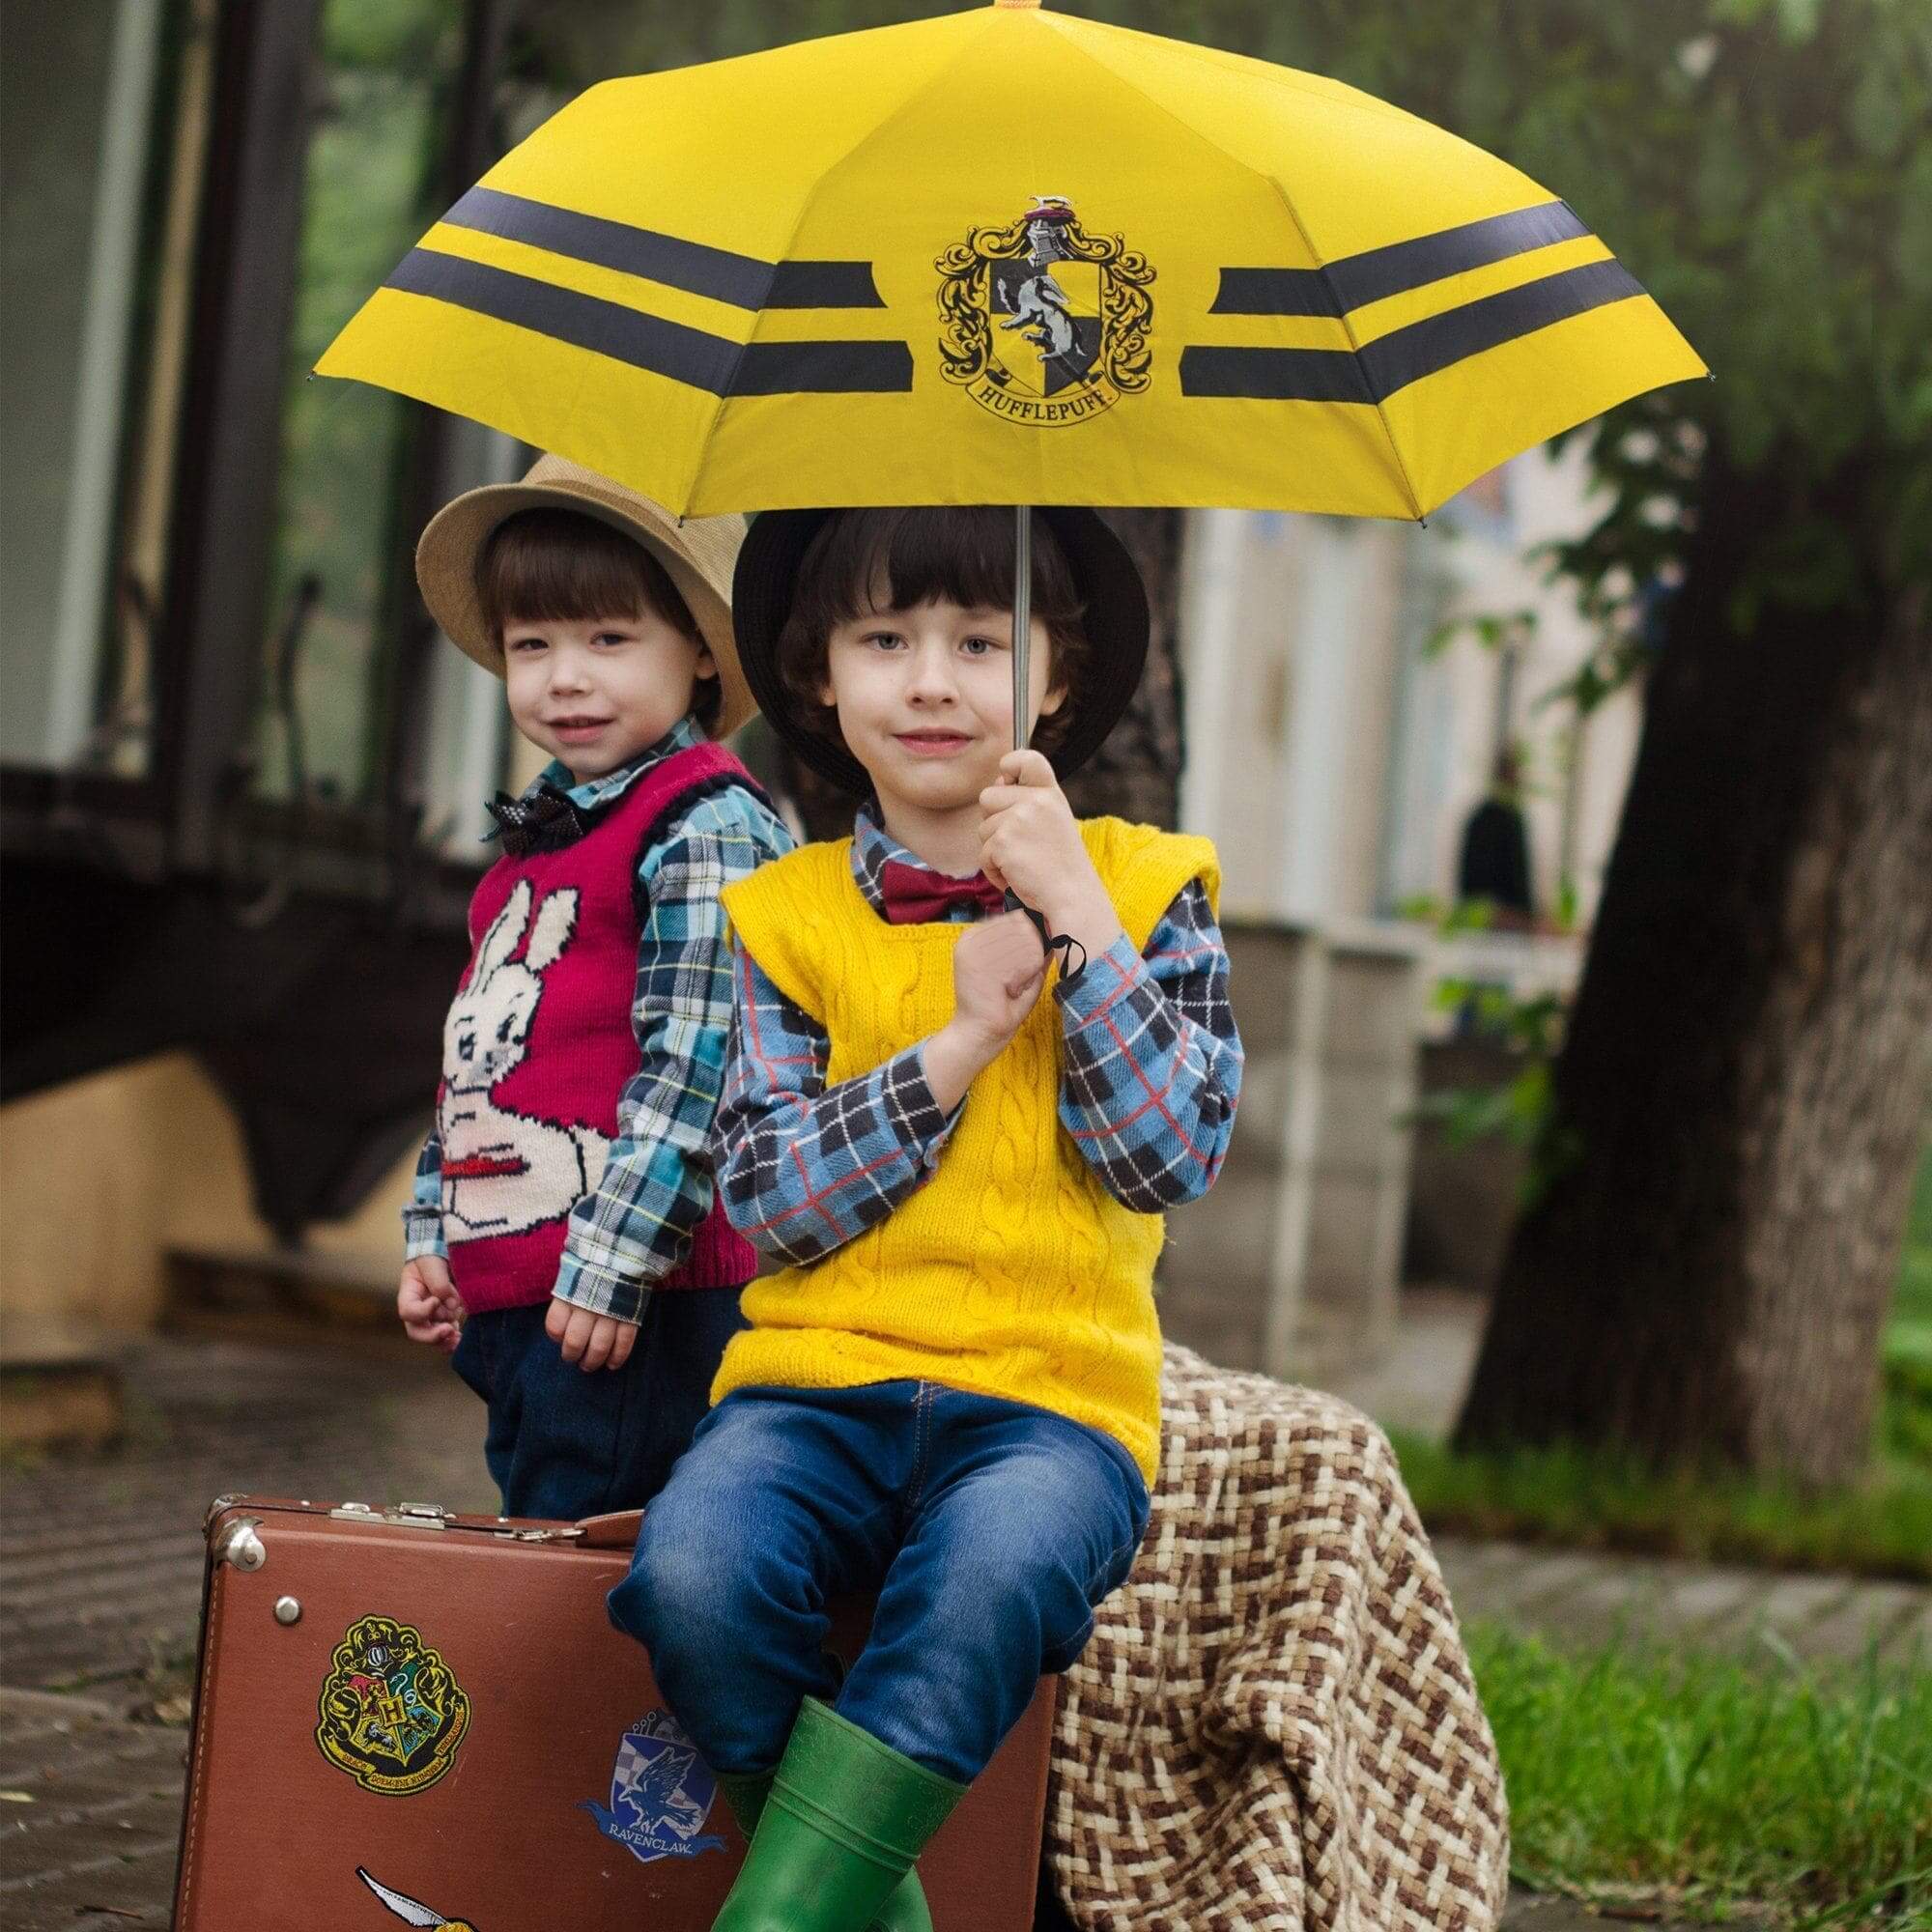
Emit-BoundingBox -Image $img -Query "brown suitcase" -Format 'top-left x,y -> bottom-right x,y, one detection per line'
175,1495 -> 1057,1931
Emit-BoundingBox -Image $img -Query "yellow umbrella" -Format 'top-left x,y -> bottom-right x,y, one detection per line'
320,0 -> 1704,757
318,0 -> 1703,523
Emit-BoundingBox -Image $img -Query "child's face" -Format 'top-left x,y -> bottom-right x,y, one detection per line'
501,608 -> 715,781
818,596 -> 1064,823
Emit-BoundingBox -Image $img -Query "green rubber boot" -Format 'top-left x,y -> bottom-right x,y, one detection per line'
709,1699 -> 966,1932
714,1763 -> 934,1932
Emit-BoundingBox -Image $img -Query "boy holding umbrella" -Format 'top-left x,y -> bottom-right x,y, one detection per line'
611,504 -> 1244,1929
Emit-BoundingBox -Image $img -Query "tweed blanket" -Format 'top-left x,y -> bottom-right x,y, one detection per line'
1045,1346 -> 1510,1931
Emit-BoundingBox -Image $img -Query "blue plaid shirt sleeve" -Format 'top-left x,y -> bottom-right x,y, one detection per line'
712,878 -> 1240,1250
551,787 -> 796,1323
713,945 -> 960,1265
402,1128 -> 447,1262
1055,878 -> 1243,1209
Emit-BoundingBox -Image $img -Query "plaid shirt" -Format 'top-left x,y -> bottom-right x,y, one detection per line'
405,716 -> 795,1322
715,806 -> 1242,1264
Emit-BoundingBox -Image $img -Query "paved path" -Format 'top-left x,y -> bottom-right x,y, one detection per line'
0,1689 -> 184,1931
1436,1535 -> 1931,1666
1,1333 -> 1922,1927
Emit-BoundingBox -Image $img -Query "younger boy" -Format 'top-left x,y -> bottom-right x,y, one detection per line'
613,506 -> 1243,1930
396,455 -> 791,1520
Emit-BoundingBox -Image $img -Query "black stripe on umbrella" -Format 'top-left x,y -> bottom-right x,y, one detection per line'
1209,200 -> 1591,317
385,248 -> 914,395
441,185 -> 886,311
1179,257 -> 1645,403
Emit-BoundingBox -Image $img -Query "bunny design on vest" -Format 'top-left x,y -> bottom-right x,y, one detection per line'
437,743 -> 763,1317
439,879 -> 611,1243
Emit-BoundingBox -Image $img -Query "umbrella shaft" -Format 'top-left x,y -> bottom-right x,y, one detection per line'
1012,505 -> 1032,754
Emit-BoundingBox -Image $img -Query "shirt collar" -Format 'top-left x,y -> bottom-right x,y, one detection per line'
849,801 -> 991,923
486,714 -> 703,842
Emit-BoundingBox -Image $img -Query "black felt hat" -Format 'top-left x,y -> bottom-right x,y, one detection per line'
731,506 -> 1151,798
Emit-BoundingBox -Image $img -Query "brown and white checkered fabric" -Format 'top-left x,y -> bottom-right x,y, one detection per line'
1047,1346 -> 1510,1930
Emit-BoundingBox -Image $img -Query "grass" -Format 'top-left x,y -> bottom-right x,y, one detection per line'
1391,1431 -> 1932,1581
1393,1136 -> 1932,1581
1471,1622 -> 1932,1927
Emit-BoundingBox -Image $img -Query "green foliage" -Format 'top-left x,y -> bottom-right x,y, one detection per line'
1424,608 -> 1539,661
1400,889 -> 1583,1203
1392,1426 -> 1932,1579
1149,0 -> 1932,601
1413,976 -> 1574,1205
1883,1138 -> 1932,1463
1469,1623 -> 1932,1923
1887,1321 -> 1932,1463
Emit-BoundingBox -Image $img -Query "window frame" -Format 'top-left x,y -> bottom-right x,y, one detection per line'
0,0 -> 514,923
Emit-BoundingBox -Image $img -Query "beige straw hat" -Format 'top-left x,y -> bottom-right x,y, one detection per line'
415,454 -> 754,738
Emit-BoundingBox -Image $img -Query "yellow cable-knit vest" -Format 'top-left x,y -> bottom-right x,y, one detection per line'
715,817 -> 1220,1484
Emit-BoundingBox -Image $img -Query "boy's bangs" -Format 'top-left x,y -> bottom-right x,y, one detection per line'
775,505 -> 1095,759
814,508 -> 1083,628
478,508 -> 695,639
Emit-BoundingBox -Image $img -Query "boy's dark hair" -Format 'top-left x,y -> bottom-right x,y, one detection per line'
477,507 -> 720,731
775,507 -> 1090,757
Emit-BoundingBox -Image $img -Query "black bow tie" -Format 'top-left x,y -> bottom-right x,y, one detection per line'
486,781 -> 589,857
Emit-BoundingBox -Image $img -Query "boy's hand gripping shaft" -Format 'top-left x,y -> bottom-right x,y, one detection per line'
1006,505 -> 1085,981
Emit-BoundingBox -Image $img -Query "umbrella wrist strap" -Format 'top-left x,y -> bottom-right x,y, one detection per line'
1004,888 -> 1087,984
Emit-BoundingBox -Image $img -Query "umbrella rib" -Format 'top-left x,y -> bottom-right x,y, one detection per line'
1040,15 -> 1428,522
684,15 -> 995,514
1257,173 -> 1427,522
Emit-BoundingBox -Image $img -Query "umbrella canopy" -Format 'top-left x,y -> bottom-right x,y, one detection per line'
316,0 -> 1705,523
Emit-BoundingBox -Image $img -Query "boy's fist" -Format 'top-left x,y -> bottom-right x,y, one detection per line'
952,909 -> 1049,1049
979,748 -> 1125,968
398,1256 -> 464,1353
979,750 -> 1094,921
546,1295 -> 639,1374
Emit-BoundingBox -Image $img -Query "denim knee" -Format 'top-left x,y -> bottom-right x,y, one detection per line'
608,1497 -> 718,1656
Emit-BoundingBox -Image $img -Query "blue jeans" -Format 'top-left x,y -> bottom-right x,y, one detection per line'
450,1287 -> 748,1520
609,1381 -> 1150,1783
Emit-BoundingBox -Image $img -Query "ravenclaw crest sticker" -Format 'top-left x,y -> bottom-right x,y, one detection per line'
938,196 -> 1154,426
317,1615 -> 470,1796
580,1711 -> 726,1864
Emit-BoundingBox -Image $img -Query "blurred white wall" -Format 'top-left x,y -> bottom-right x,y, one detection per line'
1178,440 -> 1643,934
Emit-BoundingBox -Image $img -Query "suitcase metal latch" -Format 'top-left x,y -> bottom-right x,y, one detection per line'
327,1501 -> 451,1531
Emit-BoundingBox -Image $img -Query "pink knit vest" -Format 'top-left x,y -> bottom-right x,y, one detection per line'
439,744 -> 759,1314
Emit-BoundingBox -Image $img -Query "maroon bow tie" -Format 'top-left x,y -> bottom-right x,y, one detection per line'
877,857 -> 1007,925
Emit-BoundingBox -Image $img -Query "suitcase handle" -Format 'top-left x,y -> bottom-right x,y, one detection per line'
576,1507 -> 645,1548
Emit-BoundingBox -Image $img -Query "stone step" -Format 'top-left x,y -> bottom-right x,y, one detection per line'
161,1243 -> 406,1350
0,1356 -> 124,1455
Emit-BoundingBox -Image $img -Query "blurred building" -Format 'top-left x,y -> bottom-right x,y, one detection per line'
2,0 -> 1643,1355
3,1 -> 530,1345
1164,455 -> 1643,1370
1179,444 -> 1640,938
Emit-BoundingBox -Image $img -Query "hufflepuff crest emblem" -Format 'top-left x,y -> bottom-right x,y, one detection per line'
317,1614 -> 470,1797
937,197 -> 1154,425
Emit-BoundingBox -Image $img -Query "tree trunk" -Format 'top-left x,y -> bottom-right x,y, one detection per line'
1455,452 -> 1932,1486
778,508 -> 1186,839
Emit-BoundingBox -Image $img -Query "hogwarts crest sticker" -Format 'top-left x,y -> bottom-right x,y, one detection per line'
316,1615 -> 471,1796
938,197 -> 1154,425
